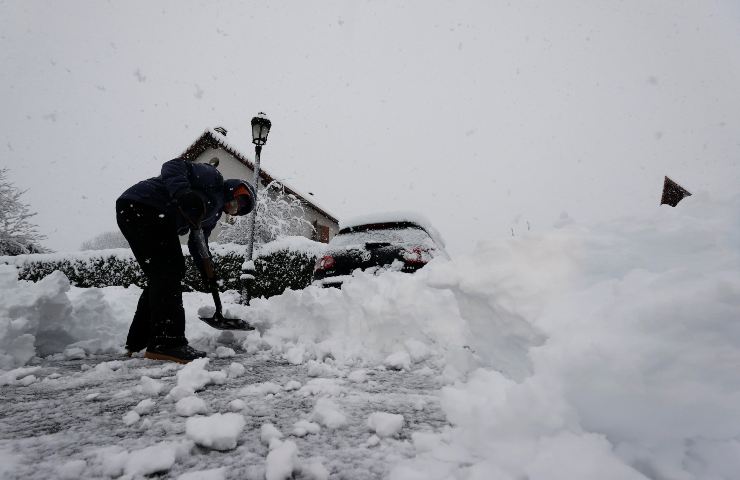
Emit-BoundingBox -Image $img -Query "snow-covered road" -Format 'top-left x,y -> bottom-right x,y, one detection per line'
1,351 -> 446,479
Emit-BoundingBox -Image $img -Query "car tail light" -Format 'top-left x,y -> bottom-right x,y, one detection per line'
315,255 -> 336,271
402,246 -> 429,265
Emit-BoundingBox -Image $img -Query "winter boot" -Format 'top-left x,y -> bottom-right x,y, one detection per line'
144,344 -> 206,364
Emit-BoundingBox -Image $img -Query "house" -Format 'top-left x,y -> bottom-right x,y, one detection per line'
180,127 -> 339,243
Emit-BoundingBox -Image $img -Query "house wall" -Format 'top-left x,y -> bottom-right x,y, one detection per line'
190,147 -> 338,243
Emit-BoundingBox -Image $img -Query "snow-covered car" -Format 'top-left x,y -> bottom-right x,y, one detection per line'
312,212 -> 449,288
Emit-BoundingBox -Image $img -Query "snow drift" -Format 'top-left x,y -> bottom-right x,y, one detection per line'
0,267 -> 128,369
387,193 -> 740,479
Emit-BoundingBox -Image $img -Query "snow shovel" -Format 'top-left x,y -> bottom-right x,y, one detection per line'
192,228 -> 254,331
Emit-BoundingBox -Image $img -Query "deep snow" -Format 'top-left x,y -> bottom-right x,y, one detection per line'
1,193 -> 739,479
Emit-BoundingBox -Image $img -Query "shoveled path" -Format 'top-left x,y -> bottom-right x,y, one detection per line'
0,350 -> 449,479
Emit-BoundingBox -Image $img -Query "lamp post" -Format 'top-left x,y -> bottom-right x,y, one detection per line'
242,112 -> 271,304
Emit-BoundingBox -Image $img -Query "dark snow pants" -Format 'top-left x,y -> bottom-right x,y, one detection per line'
116,200 -> 187,350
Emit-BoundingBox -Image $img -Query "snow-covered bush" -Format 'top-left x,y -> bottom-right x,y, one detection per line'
217,181 -> 315,246
0,238 -> 325,299
3,249 -> 146,288
0,168 -> 47,255
253,237 -> 326,299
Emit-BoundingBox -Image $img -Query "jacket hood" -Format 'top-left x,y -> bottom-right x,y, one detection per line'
223,179 -> 256,216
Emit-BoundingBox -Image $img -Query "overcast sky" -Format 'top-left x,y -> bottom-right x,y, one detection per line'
2,1 -> 739,254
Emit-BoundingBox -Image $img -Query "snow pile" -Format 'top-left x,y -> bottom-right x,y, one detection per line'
255,235 -> 327,259
264,439 -> 300,480
260,423 -> 283,446
0,267 -> 127,368
260,429 -> 327,480
292,419 -> 321,437
122,411 -> 140,426
177,467 -> 227,480
133,398 -> 156,415
59,459 -> 86,479
298,378 -> 343,397
228,399 -> 246,412
139,375 -> 165,396
311,398 -> 347,429
169,358 -> 226,400
0,366 -> 39,386
227,361 -> 246,378
239,381 -> 283,397
79,441 -> 195,478
215,346 -> 235,358
176,395 -> 208,417
367,412 -> 404,438
389,194 -> 740,479
124,442 -> 178,476
185,413 -> 245,451
384,351 -> 412,371
243,268 -> 476,372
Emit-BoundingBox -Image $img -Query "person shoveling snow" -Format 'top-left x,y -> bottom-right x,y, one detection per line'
116,157 -> 256,364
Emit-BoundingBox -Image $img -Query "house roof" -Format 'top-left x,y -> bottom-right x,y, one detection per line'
181,129 -> 338,224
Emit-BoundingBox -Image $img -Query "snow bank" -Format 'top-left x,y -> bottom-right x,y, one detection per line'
0,267 -> 129,368
240,269 -> 473,372
389,193 -> 740,479
0,243 -> 244,264
0,248 -> 135,265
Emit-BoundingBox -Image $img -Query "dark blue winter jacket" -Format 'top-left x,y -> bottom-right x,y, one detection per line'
119,158 -> 226,264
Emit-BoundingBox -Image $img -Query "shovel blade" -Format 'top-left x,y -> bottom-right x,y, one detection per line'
199,312 -> 254,331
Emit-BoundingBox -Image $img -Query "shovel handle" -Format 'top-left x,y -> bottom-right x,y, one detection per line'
210,280 -> 223,314
190,227 -> 224,316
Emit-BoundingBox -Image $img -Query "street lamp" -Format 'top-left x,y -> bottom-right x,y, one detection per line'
251,112 -> 272,146
243,112 -> 271,304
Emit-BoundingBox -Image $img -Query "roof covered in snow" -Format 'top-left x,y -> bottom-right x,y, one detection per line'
181,129 -> 338,224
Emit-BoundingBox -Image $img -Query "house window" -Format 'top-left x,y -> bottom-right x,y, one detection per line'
317,224 -> 330,243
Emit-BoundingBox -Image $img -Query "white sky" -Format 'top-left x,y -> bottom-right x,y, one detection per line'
1,0 -> 739,254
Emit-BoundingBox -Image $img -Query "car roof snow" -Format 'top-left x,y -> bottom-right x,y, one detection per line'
339,211 -> 446,248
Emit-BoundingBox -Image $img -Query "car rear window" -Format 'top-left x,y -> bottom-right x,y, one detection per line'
329,226 -> 435,248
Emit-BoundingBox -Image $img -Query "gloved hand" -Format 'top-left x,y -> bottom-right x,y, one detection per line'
176,190 -> 205,226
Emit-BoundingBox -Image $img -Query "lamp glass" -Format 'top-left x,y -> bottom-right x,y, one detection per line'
251,116 -> 271,146
252,124 -> 265,145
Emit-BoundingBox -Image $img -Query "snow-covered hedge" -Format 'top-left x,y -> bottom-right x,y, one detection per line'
0,249 -> 146,288
253,236 -> 327,298
0,238 -> 326,299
